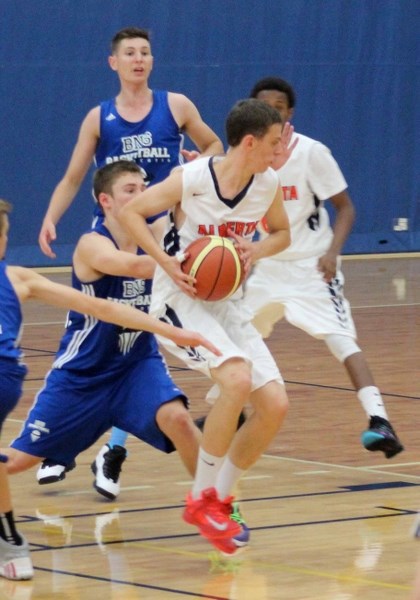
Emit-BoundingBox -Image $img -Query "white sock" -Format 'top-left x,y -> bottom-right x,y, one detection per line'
357,386 -> 388,419
192,448 -> 225,499
215,457 -> 246,501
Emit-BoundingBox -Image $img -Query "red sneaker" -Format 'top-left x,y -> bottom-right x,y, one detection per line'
183,487 -> 241,540
206,534 -> 242,555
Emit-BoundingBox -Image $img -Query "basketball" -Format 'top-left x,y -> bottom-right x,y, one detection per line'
181,235 -> 245,301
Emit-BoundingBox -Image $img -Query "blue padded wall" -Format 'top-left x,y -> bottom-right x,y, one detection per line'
1,0 -> 418,266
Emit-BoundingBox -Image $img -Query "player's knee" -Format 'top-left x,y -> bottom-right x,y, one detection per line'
253,383 -> 289,428
212,358 -> 252,406
325,334 -> 360,363
268,392 -> 288,427
156,401 -> 194,437
4,449 -> 39,474
218,365 -> 252,404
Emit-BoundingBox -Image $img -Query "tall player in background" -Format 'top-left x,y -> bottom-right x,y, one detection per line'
37,27 -> 224,495
243,76 -> 403,458
0,195 -> 218,580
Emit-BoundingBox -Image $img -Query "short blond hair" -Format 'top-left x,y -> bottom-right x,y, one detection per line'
0,199 -> 12,235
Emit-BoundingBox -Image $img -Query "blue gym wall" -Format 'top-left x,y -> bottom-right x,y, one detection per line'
1,0 -> 419,266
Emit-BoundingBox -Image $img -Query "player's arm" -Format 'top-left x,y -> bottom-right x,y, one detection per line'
169,93 -> 224,157
6,266 -> 220,355
318,190 -> 355,282
119,170 -> 196,295
73,233 -> 156,281
38,107 -> 100,258
229,186 -> 290,275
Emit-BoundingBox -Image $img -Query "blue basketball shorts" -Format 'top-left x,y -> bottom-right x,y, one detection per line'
10,352 -> 187,464
0,359 -> 27,433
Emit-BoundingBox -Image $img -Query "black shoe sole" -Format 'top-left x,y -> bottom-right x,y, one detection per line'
38,474 -> 66,485
365,439 -> 404,459
38,460 -> 76,485
93,483 -> 117,501
91,461 -> 117,500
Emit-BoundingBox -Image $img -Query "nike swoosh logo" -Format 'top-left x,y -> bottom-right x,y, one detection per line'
201,458 -> 215,466
205,515 -> 228,531
192,192 -> 204,196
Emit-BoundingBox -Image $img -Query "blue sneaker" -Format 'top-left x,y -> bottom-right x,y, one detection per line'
230,502 -> 250,548
361,416 -> 404,459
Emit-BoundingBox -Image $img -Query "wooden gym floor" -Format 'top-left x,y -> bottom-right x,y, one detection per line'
1,254 -> 419,599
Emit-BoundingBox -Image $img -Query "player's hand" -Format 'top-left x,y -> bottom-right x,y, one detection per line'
227,230 -> 253,276
171,329 -> 222,356
164,254 -> 197,298
271,122 -> 299,171
181,149 -> 201,162
39,221 -> 57,259
317,251 -> 338,282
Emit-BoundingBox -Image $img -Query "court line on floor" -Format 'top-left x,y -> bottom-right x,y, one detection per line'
262,453 -> 420,480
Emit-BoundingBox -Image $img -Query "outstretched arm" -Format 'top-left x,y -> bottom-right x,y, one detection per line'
6,267 -> 220,355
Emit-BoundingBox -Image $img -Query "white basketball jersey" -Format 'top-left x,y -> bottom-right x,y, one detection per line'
154,155 -> 279,297
264,133 -> 347,260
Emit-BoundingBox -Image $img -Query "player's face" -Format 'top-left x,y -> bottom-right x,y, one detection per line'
0,215 -> 9,259
256,90 -> 294,124
253,123 -> 284,171
109,38 -> 153,83
108,173 -> 146,213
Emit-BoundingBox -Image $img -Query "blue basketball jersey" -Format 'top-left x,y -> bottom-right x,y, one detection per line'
52,225 -> 157,374
0,260 -> 23,362
92,90 -> 183,220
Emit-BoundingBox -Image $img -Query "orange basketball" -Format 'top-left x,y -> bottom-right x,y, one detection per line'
181,235 -> 245,301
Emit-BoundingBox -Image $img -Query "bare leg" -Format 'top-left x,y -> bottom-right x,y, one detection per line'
228,380 -> 288,470
205,358 -> 252,457
343,351 -> 375,390
156,400 -> 201,477
2,448 -> 43,475
0,465 -> 12,513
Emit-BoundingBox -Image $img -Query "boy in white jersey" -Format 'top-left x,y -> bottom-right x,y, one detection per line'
119,99 -> 296,554
244,76 -> 403,458
0,196 -> 218,580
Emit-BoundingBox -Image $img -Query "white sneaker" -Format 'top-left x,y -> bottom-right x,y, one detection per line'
91,444 -> 127,500
0,537 -> 33,581
36,459 -> 76,485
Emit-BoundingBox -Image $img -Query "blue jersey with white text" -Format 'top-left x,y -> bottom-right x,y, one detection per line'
93,90 -> 183,218
0,260 -> 23,362
52,225 -> 157,375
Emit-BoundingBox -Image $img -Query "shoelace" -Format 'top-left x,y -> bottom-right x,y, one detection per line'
229,502 -> 245,526
103,451 -> 125,481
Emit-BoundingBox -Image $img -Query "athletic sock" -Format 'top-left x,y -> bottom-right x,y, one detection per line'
216,457 -> 246,501
108,427 -> 129,449
192,448 -> 225,499
0,511 -> 22,545
357,386 -> 388,420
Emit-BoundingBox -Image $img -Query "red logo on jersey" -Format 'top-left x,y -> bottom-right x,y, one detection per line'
197,222 -> 258,237
282,185 -> 298,201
